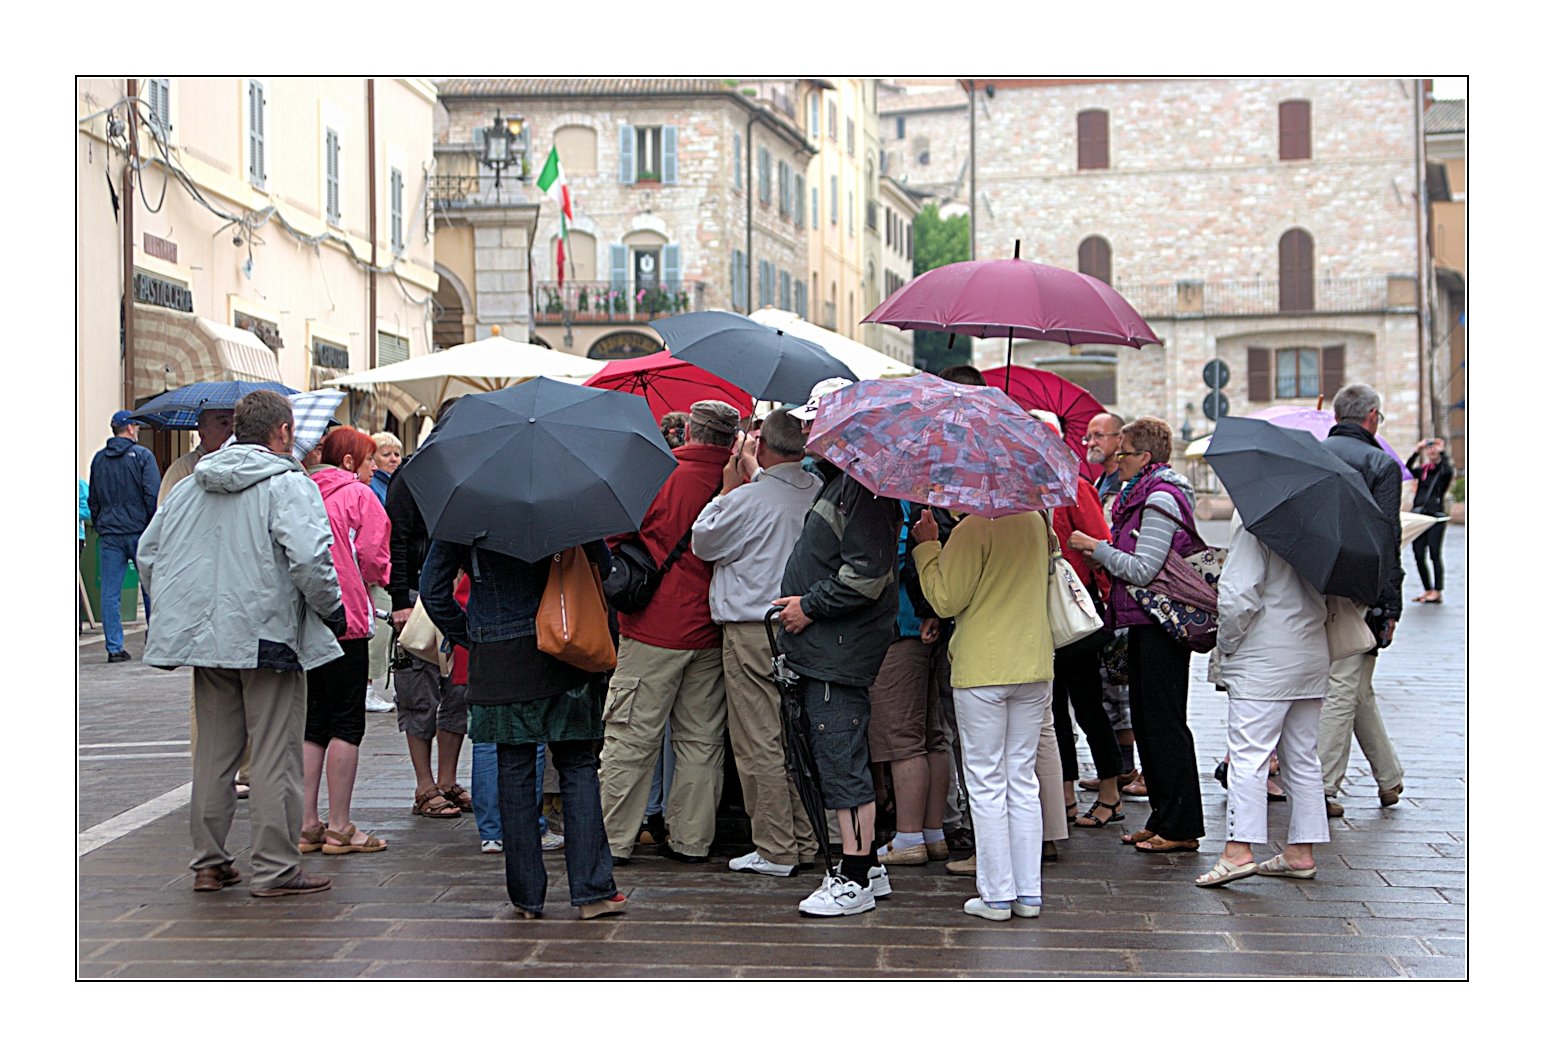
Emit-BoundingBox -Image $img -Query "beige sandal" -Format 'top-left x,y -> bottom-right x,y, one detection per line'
322,822 -> 388,854
299,823 -> 327,854
413,789 -> 461,818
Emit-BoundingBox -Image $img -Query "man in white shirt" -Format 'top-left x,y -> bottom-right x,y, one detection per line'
691,409 -> 823,877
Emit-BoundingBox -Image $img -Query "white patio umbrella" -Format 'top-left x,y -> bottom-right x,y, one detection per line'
749,308 -> 917,380
330,333 -> 602,413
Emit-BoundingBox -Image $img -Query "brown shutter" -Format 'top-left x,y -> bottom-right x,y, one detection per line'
1279,229 -> 1314,311
1078,236 -> 1111,285
1077,109 -> 1108,170
1248,347 -> 1271,402
1280,100 -> 1311,161
1320,344 -> 1345,400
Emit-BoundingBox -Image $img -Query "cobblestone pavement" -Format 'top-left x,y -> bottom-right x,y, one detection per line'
77,525 -> 1466,978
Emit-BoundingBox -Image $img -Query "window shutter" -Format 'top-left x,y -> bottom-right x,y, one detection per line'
1247,347 -> 1271,402
663,243 -> 681,295
662,125 -> 679,184
1279,100 -> 1311,161
1279,229 -> 1314,311
847,117 -> 855,155
1320,344 -> 1345,399
390,168 -> 404,254
795,174 -> 805,227
377,331 -> 409,366
810,95 -> 820,138
731,250 -> 745,311
325,128 -> 340,225
848,191 -> 854,234
149,79 -> 170,131
1078,236 -> 1111,285
610,244 -> 628,289
831,175 -> 838,224
733,132 -> 742,189
618,124 -> 635,184
758,146 -> 771,205
812,186 -> 819,229
248,80 -> 265,188
1077,109 -> 1109,170
829,101 -> 837,140
780,269 -> 791,311
796,279 -> 807,318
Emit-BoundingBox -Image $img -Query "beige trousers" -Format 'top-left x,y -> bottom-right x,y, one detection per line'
1320,653 -> 1405,798
190,686 -> 251,785
366,584 -> 393,685
600,637 -> 727,858
1037,693 -> 1068,841
721,622 -> 819,867
189,667 -> 307,887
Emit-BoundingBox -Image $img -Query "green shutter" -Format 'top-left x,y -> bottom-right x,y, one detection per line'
662,126 -> 679,184
618,124 -> 635,184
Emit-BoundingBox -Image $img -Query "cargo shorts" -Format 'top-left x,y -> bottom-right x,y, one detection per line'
801,678 -> 874,810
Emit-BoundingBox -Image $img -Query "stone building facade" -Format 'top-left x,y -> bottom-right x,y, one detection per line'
1425,97 -> 1465,470
433,79 -> 813,360
877,79 -> 971,204
965,77 -> 1431,456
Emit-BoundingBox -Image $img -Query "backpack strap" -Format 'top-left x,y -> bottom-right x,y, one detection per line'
656,528 -> 694,579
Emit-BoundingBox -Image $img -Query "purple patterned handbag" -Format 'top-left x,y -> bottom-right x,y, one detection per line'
1124,507 -> 1227,653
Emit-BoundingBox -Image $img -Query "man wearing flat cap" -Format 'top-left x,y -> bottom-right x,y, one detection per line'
599,400 -> 739,866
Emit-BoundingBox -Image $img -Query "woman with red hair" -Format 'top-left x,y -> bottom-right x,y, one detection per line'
299,426 -> 394,855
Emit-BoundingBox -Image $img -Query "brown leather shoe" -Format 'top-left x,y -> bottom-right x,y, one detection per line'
1325,799 -> 1345,818
192,863 -> 242,892
1378,782 -> 1403,807
250,871 -> 332,898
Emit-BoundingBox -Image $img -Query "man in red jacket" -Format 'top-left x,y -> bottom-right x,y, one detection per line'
600,400 -> 739,865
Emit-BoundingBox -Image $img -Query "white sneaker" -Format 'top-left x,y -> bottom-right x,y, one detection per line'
868,865 -> 892,899
798,873 -> 875,917
541,832 -> 565,852
364,688 -> 395,713
1012,901 -> 1041,918
481,840 -> 503,854
964,897 -> 1011,921
729,851 -> 796,877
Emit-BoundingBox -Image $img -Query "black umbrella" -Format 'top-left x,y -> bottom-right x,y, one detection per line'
651,310 -> 857,404
763,607 -> 837,878
400,377 -> 677,562
1204,416 -> 1388,606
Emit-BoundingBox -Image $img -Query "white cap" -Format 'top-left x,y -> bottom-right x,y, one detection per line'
789,376 -> 854,421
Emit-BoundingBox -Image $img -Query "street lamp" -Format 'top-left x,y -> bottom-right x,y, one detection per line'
480,110 -> 518,193
1181,401 -> 1195,443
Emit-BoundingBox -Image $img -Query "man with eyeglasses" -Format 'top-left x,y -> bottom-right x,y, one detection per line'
1082,413 -> 1126,513
1319,383 -> 1406,817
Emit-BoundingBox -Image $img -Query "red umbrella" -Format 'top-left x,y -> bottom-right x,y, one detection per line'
980,365 -> 1106,484
582,350 -> 752,422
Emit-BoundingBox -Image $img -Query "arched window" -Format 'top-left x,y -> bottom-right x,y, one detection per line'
1278,228 -> 1314,311
1078,236 -> 1112,286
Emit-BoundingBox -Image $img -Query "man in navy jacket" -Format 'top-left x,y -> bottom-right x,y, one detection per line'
88,410 -> 161,661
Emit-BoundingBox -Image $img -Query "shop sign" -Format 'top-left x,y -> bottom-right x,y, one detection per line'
133,271 -> 193,312
588,331 -> 662,360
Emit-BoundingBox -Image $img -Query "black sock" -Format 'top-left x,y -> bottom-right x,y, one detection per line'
1120,742 -> 1136,773
842,852 -> 877,882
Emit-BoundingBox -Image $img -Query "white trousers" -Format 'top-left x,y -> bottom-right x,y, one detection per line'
954,681 -> 1051,903
1225,695 -> 1331,847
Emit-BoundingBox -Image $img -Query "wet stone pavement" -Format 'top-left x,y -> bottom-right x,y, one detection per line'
77,525 -> 1466,978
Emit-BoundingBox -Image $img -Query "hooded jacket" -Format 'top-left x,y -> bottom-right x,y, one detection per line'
312,464 -> 392,640
136,443 -> 344,671
385,455 -> 429,611
1323,423 -> 1403,622
87,435 -> 161,536
778,460 -> 901,686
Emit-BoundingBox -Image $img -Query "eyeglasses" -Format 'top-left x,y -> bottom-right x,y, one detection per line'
1375,410 -> 1386,426
1114,450 -> 1147,460
1082,431 -> 1119,443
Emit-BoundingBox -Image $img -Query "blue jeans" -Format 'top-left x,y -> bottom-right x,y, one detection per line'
496,740 -> 615,913
99,533 -> 150,655
473,741 -> 547,842
647,720 -> 676,817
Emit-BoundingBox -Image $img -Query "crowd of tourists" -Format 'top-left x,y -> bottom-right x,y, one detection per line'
84,373 -> 1443,917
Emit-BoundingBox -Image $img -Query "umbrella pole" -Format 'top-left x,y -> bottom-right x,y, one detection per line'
1005,326 -> 1014,393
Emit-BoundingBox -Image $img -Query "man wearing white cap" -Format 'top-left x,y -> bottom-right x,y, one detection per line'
776,378 -> 904,916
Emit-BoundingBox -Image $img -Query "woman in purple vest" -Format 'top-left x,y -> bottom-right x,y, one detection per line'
1067,416 -> 1205,853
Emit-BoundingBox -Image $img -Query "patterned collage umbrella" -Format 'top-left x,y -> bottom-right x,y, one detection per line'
806,374 -> 1080,518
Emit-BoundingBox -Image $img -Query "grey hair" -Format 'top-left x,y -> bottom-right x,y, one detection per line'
1332,383 -> 1381,424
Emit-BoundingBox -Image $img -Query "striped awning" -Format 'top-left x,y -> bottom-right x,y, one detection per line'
132,304 -> 283,401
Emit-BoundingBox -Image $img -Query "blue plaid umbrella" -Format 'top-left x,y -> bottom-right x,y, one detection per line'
130,380 -> 297,430
290,389 -> 348,460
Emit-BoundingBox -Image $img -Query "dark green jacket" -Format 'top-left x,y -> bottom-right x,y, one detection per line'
778,461 -> 901,687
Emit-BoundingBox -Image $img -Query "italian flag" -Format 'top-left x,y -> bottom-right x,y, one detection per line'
537,147 -> 573,288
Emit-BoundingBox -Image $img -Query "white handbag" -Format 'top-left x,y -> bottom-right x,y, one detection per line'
1041,512 -> 1104,649
1325,595 -> 1376,662
398,596 -> 453,676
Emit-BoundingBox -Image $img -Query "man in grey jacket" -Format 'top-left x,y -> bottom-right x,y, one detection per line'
138,390 -> 346,897
692,409 -> 823,878
1319,383 -> 1406,816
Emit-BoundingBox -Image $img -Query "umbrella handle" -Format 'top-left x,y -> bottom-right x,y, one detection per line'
763,605 -> 785,655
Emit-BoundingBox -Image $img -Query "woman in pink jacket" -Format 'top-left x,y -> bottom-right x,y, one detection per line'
299,427 -> 393,855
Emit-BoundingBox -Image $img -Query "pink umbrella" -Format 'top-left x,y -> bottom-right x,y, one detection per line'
1248,406 -> 1414,481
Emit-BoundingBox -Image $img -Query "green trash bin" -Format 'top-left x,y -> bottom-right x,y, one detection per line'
80,524 -> 142,624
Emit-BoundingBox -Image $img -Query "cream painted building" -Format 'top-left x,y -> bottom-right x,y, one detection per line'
76,77 -> 439,473
876,176 -> 919,365
433,78 -> 813,360
794,79 -> 869,340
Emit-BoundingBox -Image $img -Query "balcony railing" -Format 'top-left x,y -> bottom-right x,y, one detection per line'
1115,276 -> 1413,319
430,173 -> 483,210
534,280 -> 700,324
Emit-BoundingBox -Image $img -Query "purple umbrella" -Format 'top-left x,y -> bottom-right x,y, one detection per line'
1248,406 -> 1415,481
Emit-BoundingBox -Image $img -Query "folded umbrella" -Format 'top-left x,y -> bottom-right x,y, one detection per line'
651,311 -> 857,404
806,374 -> 1080,517
399,377 -> 677,562
1204,416 -> 1387,606
980,365 -> 1106,484
130,380 -> 298,430
582,350 -> 752,421
764,608 -> 837,878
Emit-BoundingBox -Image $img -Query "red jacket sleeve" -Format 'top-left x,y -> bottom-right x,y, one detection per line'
1055,479 -> 1111,597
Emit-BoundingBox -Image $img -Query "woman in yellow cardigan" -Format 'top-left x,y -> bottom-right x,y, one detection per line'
913,506 -> 1054,921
